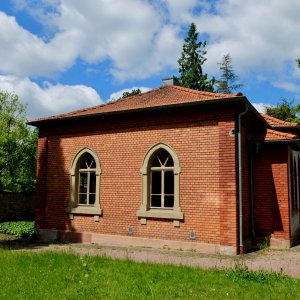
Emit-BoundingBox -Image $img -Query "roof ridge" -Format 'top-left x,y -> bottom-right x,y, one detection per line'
171,85 -> 242,97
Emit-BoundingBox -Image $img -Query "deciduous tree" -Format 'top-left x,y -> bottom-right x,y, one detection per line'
0,91 -> 38,192
265,98 -> 300,123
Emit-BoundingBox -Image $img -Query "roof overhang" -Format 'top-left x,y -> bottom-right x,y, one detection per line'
28,95 -> 248,127
257,139 -> 300,150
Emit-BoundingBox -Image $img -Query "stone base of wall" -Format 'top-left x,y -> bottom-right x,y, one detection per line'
270,236 -> 291,249
38,229 -> 237,255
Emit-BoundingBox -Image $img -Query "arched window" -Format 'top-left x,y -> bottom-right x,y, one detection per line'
150,149 -> 174,208
78,153 -> 96,205
137,143 -> 183,226
66,148 -> 102,221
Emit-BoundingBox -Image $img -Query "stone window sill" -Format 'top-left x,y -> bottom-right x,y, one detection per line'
66,206 -> 102,221
136,209 -> 183,227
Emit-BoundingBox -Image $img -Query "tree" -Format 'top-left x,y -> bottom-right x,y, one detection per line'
215,54 -> 243,94
177,23 -> 215,92
296,58 -> 300,68
120,88 -> 141,99
265,98 -> 300,123
0,91 -> 38,192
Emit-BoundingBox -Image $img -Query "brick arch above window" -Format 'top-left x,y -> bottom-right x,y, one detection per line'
66,147 -> 102,221
137,143 -> 184,227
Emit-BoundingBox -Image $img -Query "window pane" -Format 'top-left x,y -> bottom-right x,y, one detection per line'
151,171 -> 161,194
80,153 -> 96,169
152,156 -> 161,167
89,172 -> 96,194
89,194 -> 95,205
151,195 -> 161,207
79,193 -> 87,204
165,155 -> 174,167
79,173 -> 88,193
164,171 -> 174,194
158,149 -> 169,166
164,196 -> 174,208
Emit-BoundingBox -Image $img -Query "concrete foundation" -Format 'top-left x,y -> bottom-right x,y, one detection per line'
38,229 -> 237,255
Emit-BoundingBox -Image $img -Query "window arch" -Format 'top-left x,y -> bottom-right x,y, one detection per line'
137,143 -> 183,226
66,148 -> 102,220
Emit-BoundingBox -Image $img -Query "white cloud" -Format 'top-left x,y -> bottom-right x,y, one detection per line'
109,86 -> 151,101
193,0 -> 300,77
1,0 -> 300,96
272,81 -> 300,93
0,1 -> 183,81
0,76 -> 102,119
251,102 -> 272,114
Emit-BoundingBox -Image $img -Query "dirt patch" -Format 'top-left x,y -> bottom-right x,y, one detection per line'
2,235 -> 300,279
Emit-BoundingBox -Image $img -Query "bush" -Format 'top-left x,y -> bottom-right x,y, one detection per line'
0,221 -> 35,238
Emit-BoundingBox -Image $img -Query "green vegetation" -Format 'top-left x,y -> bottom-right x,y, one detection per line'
177,23 -> 215,92
0,249 -> 299,299
215,53 -> 243,94
120,88 -> 142,99
265,98 -> 300,123
0,91 -> 38,192
0,221 -> 35,238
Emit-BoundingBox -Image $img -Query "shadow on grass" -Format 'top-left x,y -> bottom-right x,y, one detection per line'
0,233 -> 67,251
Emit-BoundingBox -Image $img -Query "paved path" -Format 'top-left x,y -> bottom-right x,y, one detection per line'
17,242 -> 300,279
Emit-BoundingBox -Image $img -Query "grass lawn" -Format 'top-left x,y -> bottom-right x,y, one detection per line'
0,246 -> 300,300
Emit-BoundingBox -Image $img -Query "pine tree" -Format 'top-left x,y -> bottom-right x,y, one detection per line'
177,23 -> 214,92
215,54 -> 243,94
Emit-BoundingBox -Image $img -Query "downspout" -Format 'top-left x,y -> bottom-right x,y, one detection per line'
249,155 -> 255,239
238,104 -> 249,255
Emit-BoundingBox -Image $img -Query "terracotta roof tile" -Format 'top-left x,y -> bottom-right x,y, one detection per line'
29,85 -> 243,123
261,114 -> 299,127
256,128 -> 298,142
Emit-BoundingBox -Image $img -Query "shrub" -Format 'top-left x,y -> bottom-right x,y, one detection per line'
0,221 -> 35,238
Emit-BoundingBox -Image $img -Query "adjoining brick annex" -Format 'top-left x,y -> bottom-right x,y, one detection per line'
29,79 -> 300,255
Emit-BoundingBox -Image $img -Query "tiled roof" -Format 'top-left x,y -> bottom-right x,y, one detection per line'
261,114 -> 299,127
29,85 -> 243,124
256,128 -> 298,142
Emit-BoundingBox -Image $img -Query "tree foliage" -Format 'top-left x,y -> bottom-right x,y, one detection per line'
120,89 -> 141,99
0,91 -> 38,192
265,98 -> 300,123
215,54 -> 243,94
296,58 -> 300,68
177,23 -> 215,92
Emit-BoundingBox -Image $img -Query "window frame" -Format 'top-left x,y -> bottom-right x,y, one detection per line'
136,143 -> 183,226
66,148 -> 102,220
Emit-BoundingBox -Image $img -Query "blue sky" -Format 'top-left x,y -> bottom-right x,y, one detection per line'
0,0 -> 299,119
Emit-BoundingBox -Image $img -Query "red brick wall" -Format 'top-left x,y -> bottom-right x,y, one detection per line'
35,137 -> 48,228
36,107 -> 239,247
253,145 -> 290,241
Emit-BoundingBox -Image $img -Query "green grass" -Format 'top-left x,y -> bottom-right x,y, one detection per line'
0,248 -> 299,299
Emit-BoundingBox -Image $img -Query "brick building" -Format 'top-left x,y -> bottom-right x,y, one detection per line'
29,80 -> 300,255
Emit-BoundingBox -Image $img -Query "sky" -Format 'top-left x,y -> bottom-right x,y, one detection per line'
0,0 -> 299,120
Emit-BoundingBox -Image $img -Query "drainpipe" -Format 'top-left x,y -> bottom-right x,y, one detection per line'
238,104 -> 249,255
249,155 -> 255,240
